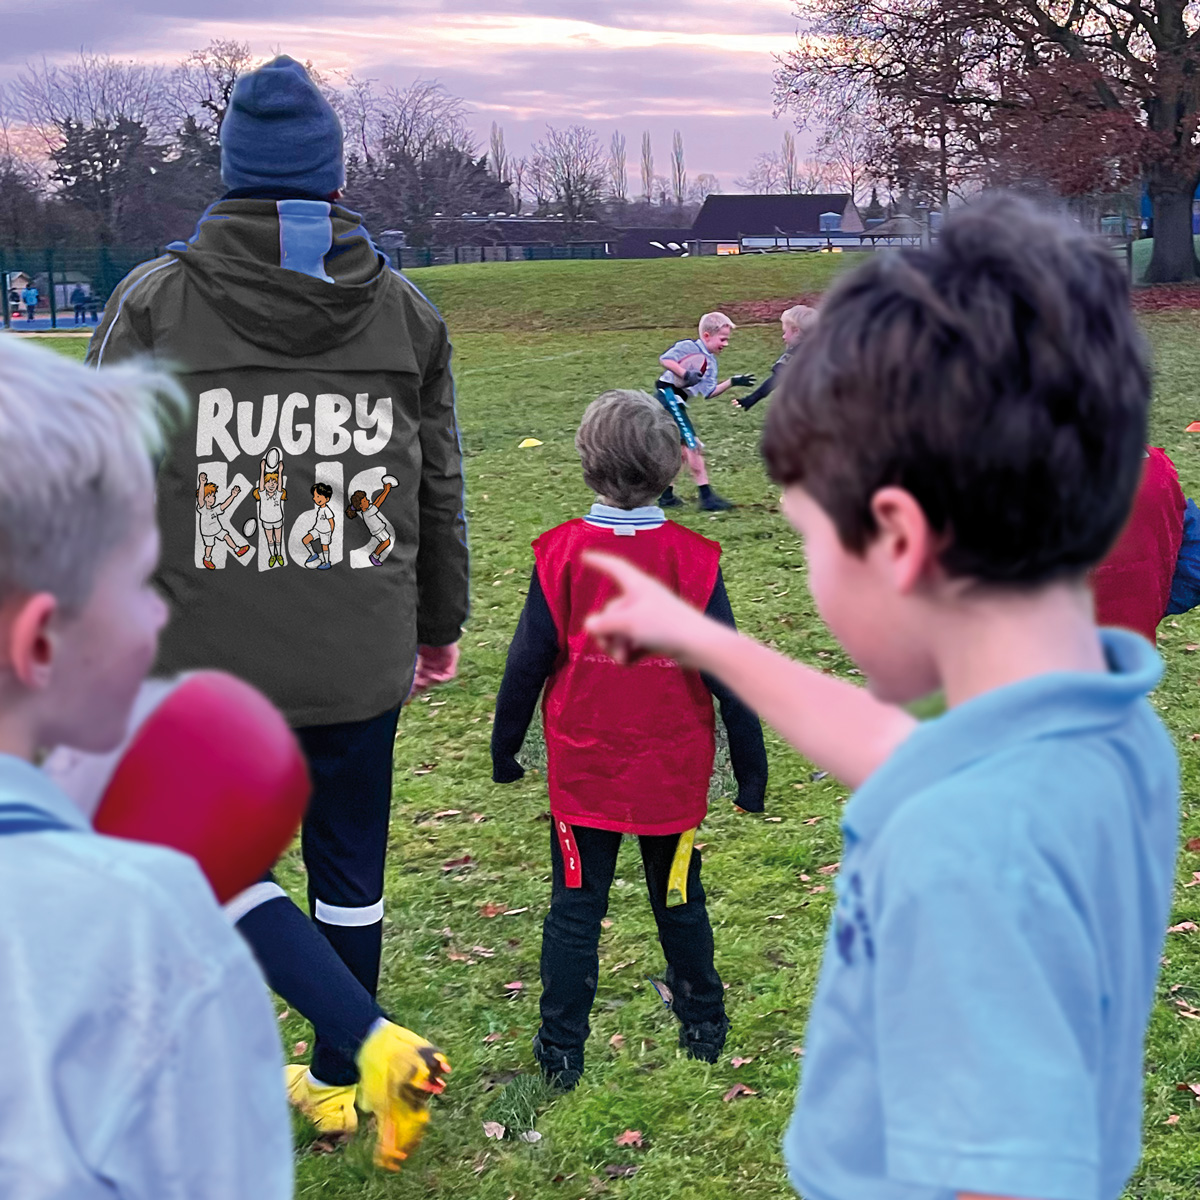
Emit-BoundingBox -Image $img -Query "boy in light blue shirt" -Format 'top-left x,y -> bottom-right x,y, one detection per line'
0,339 -> 292,1197
583,195 -> 1178,1200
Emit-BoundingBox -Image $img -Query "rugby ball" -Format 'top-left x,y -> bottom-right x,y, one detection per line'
676,351 -> 710,382
242,517 -> 257,538
265,446 -> 281,470
381,473 -> 398,486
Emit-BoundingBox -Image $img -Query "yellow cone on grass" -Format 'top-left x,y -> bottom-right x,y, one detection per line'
518,438 -> 544,448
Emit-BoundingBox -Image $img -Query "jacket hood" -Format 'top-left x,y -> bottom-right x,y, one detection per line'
166,199 -> 390,355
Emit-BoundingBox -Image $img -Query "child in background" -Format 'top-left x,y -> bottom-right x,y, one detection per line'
0,338 -> 292,1196
492,389 -> 768,1088
733,304 -> 818,412
585,197 -> 1178,1200
1090,445 -> 1200,640
655,312 -> 756,511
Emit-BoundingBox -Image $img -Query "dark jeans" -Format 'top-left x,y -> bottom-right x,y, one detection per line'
538,822 -> 725,1052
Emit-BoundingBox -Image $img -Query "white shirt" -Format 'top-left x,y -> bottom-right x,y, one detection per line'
362,504 -> 387,538
0,755 -> 292,1200
314,505 -> 334,534
198,505 -> 223,536
258,487 -> 284,525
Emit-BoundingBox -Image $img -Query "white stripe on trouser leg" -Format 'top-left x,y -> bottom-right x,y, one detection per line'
314,898 -> 384,927
223,881 -> 288,925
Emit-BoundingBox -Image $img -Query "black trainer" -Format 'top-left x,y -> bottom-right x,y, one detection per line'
697,491 -> 734,512
659,487 -> 685,509
532,1032 -> 584,1091
678,1015 -> 730,1064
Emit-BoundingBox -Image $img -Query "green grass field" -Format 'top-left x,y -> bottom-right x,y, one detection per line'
36,252 -> 1200,1199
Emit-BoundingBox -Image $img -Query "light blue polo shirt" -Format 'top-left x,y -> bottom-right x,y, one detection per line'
0,755 -> 292,1198
785,630 -> 1179,1200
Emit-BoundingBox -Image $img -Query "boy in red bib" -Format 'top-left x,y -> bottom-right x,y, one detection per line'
492,389 -> 768,1088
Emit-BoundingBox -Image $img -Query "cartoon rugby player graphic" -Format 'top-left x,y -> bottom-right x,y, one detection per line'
196,471 -> 251,570
302,482 -> 336,570
253,447 -> 288,568
345,473 -> 398,566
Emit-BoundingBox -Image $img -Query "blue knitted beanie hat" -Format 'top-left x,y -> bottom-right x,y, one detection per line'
220,55 -> 345,196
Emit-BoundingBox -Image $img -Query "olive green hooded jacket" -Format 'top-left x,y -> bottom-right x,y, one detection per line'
89,199 -> 468,726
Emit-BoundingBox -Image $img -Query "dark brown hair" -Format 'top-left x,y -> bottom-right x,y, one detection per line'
576,389 -> 681,507
763,193 -> 1149,584
346,489 -> 367,519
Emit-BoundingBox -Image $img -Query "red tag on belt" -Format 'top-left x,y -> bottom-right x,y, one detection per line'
556,819 -> 582,888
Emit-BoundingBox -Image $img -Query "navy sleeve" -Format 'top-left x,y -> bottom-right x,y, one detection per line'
702,570 -> 769,811
491,569 -> 560,783
1167,498 -> 1200,615
739,367 -> 778,410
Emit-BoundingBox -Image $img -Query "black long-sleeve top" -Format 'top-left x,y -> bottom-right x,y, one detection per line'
491,567 -> 768,811
738,345 -> 794,410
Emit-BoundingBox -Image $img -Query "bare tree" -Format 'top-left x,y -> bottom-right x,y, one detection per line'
377,79 -> 476,165
795,156 -> 837,194
13,52 -> 173,152
640,130 -> 653,202
671,129 -> 687,208
608,130 -> 627,201
735,151 -> 783,194
780,130 -> 800,193
332,74 -> 381,172
531,124 -> 606,221
689,172 -> 720,202
172,39 -> 255,140
510,155 -> 527,214
818,118 -> 874,204
652,173 -> 672,206
490,121 -> 508,183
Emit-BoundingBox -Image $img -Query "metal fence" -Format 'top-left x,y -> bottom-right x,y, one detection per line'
2,246 -> 161,330
394,242 -> 609,268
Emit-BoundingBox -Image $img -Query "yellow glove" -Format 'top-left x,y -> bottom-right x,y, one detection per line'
356,1020 -> 451,1170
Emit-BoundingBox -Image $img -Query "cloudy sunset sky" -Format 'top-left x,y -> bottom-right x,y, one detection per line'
0,0 -> 804,186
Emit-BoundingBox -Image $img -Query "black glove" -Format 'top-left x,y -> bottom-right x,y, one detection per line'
492,757 -> 525,784
681,367 -> 705,388
731,374 -> 756,388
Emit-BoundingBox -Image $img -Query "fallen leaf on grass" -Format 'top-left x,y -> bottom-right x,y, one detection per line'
614,1130 -> 644,1148
1165,1114 -> 1180,1125
483,1032 -> 504,1044
520,1130 -> 543,1143
731,1056 -> 755,1068
447,950 -> 476,963
604,1164 -> 640,1178
472,1151 -> 491,1175
808,885 -> 828,893
601,918 -> 614,929
442,855 -> 474,871
483,1121 -> 506,1140
1187,837 -> 1200,852
817,862 -> 840,875
694,841 -> 708,850
472,945 -> 496,957
791,1046 -> 805,1056
310,1134 -> 346,1155
472,813 -> 489,823
1175,1082 -> 1200,1096
413,763 -> 438,775
504,980 -> 524,992
1184,872 -> 1200,888
798,873 -> 811,882
648,978 -> 673,1005
277,1009 -> 290,1022
482,1070 -> 519,1091
609,1034 -> 626,1050
1168,922 -> 1199,933
803,816 -> 823,825
480,903 -> 508,918
433,809 -> 462,818
611,960 -> 634,972
723,1083 -> 758,1102
1186,645 -> 1199,653
292,1040 -> 308,1056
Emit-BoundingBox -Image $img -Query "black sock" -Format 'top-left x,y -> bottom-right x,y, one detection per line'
237,895 -> 382,1086
660,486 -> 675,500
698,484 -> 712,499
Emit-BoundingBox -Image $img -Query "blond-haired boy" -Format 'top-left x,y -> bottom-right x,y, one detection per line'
655,311 -> 756,511
0,339 -> 291,1197
733,304 -> 818,412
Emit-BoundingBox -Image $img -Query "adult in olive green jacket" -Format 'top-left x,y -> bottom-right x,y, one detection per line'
89,55 -> 466,1159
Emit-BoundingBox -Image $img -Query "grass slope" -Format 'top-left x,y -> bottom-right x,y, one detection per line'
34,253 -> 1200,1199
